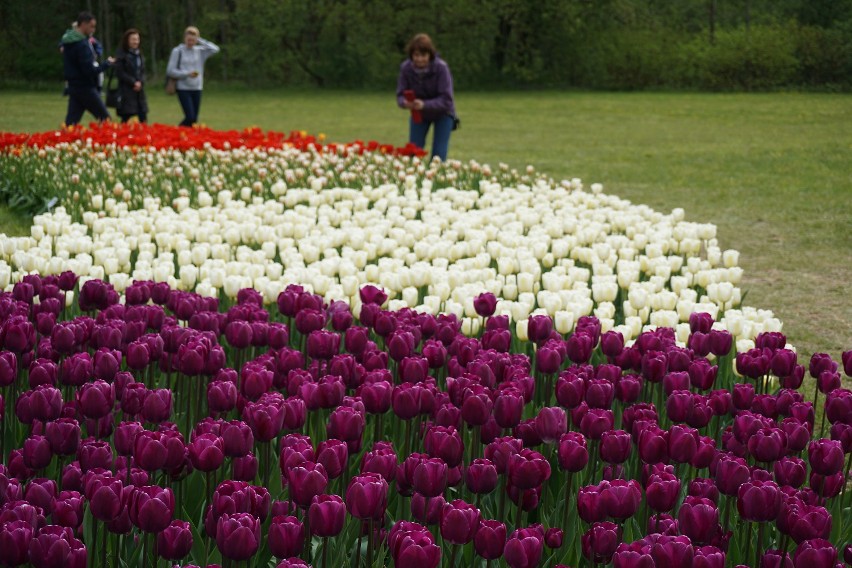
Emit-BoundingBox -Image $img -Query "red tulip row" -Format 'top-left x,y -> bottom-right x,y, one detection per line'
0,122 -> 426,156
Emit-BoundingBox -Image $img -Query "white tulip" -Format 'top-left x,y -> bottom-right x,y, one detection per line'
554,310 -> 574,334
516,319 -> 529,341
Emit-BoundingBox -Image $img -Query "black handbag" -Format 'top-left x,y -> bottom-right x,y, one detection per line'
105,68 -> 121,108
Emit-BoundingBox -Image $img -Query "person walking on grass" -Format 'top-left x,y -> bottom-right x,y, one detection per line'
61,11 -> 114,126
166,26 -> 220,127
113,28 -> 149,123
396,33 -> 457,162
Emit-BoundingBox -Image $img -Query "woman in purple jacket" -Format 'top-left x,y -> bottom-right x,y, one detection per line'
396,33 -> 457,162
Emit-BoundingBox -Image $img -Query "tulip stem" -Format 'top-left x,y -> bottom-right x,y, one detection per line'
515,497 -> 524,530
449,543 -> 459,568
756,522 -> 764,567
562,472 -> 574,532
101,521 -> 107,568
367,518 -> 374,568
305,515 -> 312,564
322,537 -> 329,568
743,522 -> 752,568
498,477 -> 507,522
92,519 -> 98,568
841,452 -> 852,537
152,532 -> 158,568
355,527 -> 362,568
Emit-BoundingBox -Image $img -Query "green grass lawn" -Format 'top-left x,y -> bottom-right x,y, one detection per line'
0,87 -> 850,362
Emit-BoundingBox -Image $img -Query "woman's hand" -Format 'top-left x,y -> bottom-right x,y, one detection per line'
402,99 -> 425,110
133,81 -> 142,92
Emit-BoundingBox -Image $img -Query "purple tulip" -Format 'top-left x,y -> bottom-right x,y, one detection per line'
188,434 -> 225,473
772,456 -> 806,489
158,519 -> 193,561
793,538 -> 837,568
715,454 -> 750,496
508,449 -> 551,490
268,515 -> 304,559
308,494 -> 345,537
316,439 -> 349,479
393,527 -> 441,568
412,457 -> 448,498
216,512 -> 260,561
677,496 -> 718,545
581,522 -> 620,564
505,528 -> 544,568
534,407 -> 567,444
600,429 -> 631,464
736,478 -> 782,523
465,459 -> 498,495
494,388 -> 525,428
360,446 -> 397,482
646,473 -> 681,512
28,525 -> 86,568
411,493 -> 446,526
129,485 -> 174,533
473,293 -> 497,317
424,426 -> 464,468
53,490 -> 85,529
23,436 -> 53,471
346,473 -> 388,520
807,439 -> 844,476
439,499 -> 480,545
557,432 -> 589,472
601,479 -> 642,520
0,519 -> 34,566
473,519 -> 506,559
778,497 -> 832,543
287,462 -> 328,509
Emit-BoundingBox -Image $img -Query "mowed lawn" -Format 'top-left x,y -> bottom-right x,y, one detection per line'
0,88 -> 850,363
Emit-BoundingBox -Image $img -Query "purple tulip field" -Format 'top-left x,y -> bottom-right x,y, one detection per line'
0,125 -> 850,568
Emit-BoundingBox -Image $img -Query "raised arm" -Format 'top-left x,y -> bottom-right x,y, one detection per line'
197,37 -> 220,62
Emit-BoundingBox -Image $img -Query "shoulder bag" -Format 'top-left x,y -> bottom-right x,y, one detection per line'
165,49 -> 182,95
105,68 -> 121,108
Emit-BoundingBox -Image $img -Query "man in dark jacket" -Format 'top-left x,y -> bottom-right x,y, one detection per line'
62,12 -> 113,126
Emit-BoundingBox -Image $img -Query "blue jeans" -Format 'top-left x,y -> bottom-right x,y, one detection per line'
177,89 -> 202,127
65,86 -> 110,125
410,114 -> 454,162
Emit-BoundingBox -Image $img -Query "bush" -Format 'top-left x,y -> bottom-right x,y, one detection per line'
795,25 -> 852,87
676,25 -> 800,90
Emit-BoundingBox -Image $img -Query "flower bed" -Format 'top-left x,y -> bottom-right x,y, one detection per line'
0,124 -> 850,568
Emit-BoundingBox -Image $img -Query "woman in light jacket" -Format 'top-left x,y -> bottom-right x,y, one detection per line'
166,26 -> 219,127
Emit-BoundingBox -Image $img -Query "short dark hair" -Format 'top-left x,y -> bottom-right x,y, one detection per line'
77,11 -> 95,25
406,33 -> 436,60
121,28 -> 141,50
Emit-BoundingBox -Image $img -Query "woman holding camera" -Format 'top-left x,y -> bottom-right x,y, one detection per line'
166,26 -> 219,127
396,33 -> 457,162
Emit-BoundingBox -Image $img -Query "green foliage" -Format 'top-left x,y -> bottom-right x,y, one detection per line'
1,0 -> 851,90
681,24 -> 800,90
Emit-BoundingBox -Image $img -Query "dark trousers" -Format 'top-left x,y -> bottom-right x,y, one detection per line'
409,114 -> 454,162
120,112 -> 147,123
177,89 -> 202,127
65,86 -> 110,126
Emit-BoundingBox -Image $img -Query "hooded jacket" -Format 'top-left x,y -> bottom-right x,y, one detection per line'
62,28 -> 109,89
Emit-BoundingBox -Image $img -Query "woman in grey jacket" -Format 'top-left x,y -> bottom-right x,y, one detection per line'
166,26 -> 219,127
